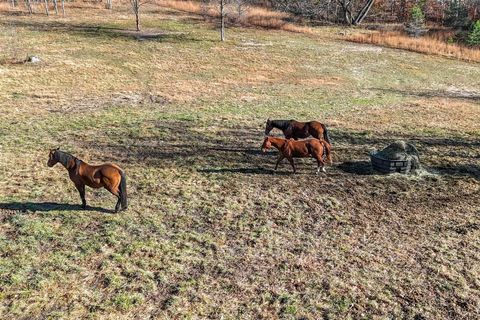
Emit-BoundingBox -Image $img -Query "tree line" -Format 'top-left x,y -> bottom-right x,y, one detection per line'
3,0 -> 480,45
267,0 -> 479,27
4,0 -> 479,27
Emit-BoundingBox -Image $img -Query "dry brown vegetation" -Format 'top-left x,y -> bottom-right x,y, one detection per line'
157,0 -> 312,33
346,30 -> 480,63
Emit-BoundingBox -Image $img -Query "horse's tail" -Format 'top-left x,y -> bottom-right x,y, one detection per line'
321,123 -> 331,145
321,140 -> 333,165
119,170 -> 128,210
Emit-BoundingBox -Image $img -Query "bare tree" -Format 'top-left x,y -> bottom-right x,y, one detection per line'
44,0 -> 49,16
25,0 -> 33,14
232,0 -> 247,19
53,0 -> 58,14
354,0 -> 374,24
106,0 -> 112,10
200,0 -> 210,20
220,0 -> 226,41
130,0 -> 147,31
61,0 -> 65,16
336,0 -> 375,25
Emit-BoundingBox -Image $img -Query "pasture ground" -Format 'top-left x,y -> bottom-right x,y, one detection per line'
0,5 -> 479,319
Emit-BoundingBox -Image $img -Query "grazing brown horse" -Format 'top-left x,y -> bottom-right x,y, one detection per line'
47,148 -> 127,212
261,136 -> 332,174
265,119 -> 331,144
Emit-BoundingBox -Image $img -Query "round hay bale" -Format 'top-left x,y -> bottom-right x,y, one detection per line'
370,140 -> 420,173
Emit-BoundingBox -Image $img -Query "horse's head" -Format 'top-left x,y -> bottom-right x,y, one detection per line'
261,136 -> 271,152
264,118 -> 273,135
47,148 -> 60,167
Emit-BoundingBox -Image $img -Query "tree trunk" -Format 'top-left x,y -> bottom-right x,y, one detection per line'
53,0 -> 58,14
136,12 -> 140,31
25,0 -> 33,13
106,0 -> 112,10
338,0 -> 353,24
44,0 -> 49,15
135,4 -> 140,31
220,0 -> 225,41
61,0 -> 65,16
344,7 -> 353,24
131,0 -> 140,31
354,0 -> 375,25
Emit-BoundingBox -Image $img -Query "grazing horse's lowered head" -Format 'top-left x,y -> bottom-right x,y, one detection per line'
264,118 -> 291,136
265,118 -> 273,135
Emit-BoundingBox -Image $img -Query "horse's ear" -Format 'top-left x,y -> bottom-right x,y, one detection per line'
56,147 -> 60,150
266,118 -> 270,123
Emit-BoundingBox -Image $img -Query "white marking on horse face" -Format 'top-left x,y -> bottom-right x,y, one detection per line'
322,167 -> 326,173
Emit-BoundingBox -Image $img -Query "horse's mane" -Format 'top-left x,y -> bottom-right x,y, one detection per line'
56,150 -> 81,167
270,119 -> 293,131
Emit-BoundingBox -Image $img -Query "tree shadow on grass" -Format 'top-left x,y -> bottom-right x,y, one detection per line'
430,164 -> 480,179
81,120 -> 479,179
372,87 -> 480,102
0,19 -> 198,42
0,202 -> 112,213
197,167 -> 293,175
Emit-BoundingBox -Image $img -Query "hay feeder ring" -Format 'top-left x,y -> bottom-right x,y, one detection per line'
370,152 -> 419,174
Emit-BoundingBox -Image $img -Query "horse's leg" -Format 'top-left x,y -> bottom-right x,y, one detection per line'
114,196 -> 121,213
316,158 -> 326,175
288,157 -> 296,174
274,154 -> 284,171
102,175 -> 121,213
76,183 -> 86,208
104,185 -> 120,213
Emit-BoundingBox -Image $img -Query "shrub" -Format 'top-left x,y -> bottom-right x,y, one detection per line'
405,5 -> 427,37
444,0 -> 470,28
467,20 -> 480,46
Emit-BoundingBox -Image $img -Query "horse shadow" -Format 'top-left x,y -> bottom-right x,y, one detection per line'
336,161 -> 374,175
0,202 -> 112,213
198,167 -> 291,175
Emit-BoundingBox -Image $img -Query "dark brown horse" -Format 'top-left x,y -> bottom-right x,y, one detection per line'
265,119 -> 331,144
47,148 -> 127,212
261,136 -> 332,174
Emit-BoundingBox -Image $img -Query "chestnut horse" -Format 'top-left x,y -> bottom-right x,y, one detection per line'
261,136 -> 332,174
47,148 -> 127,212
265,119 -> 331,144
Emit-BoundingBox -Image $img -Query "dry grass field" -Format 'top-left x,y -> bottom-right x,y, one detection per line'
345,30 -> 480,63
0,3 -> 479,319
